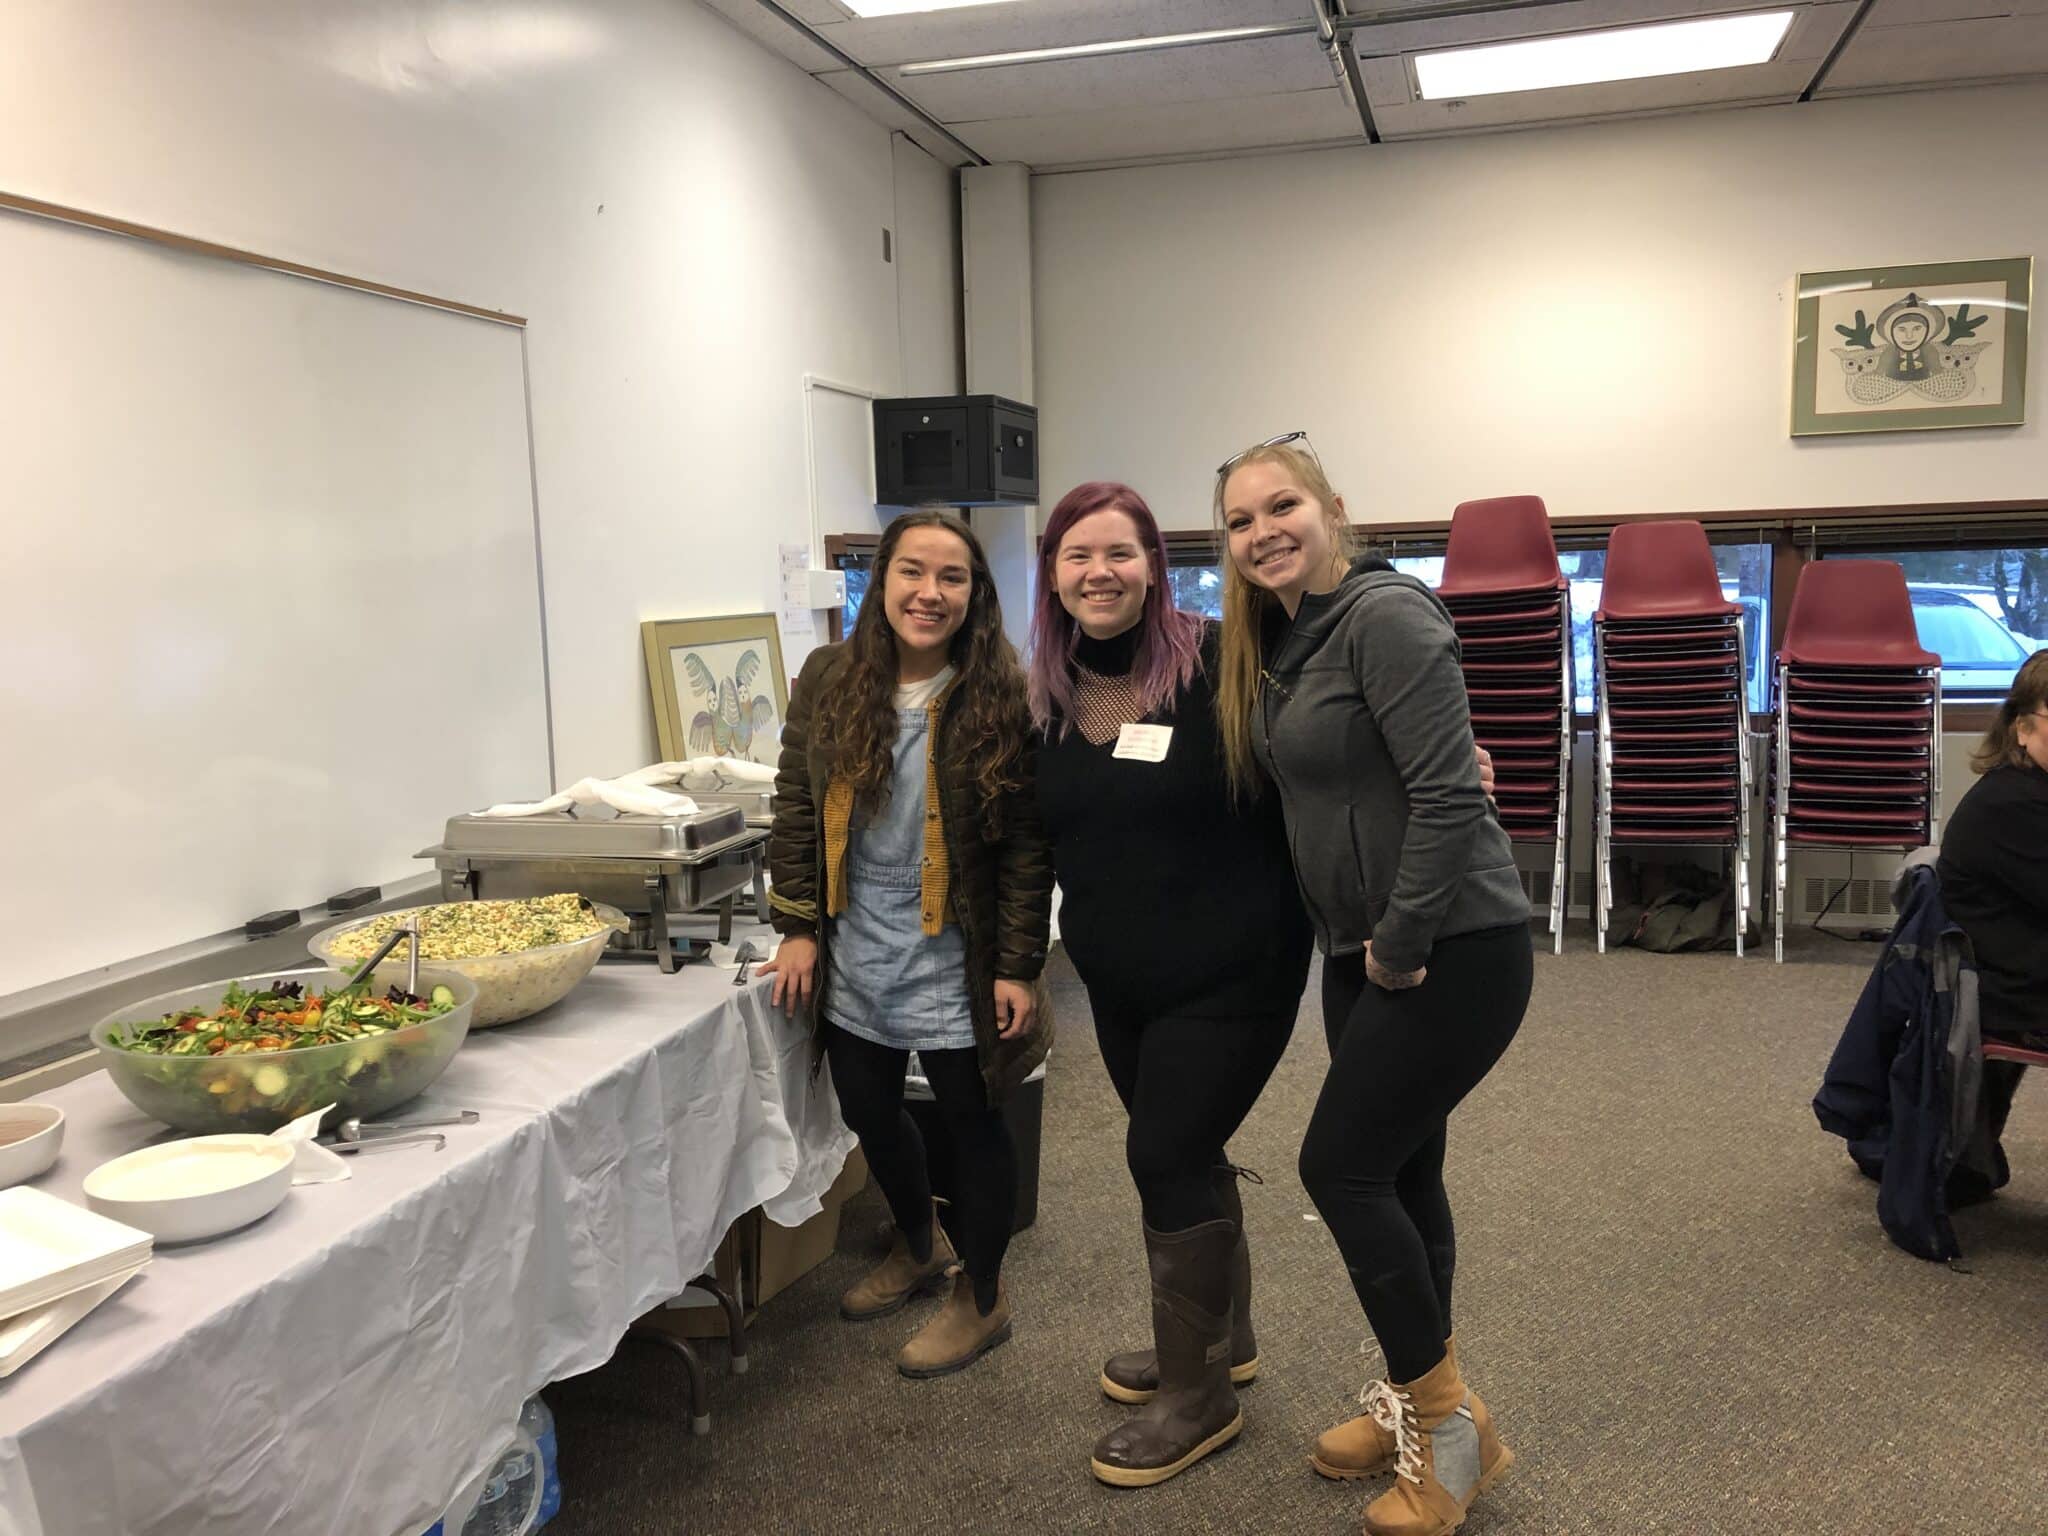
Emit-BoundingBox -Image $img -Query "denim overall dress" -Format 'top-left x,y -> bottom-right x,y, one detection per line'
823,696 -> 975,1052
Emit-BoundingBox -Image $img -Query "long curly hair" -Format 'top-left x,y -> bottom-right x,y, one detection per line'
817,507 -> 1028,836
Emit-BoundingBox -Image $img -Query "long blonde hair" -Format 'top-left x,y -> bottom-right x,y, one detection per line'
1212,441 -> 1358,798
1971,648 -> 2048,774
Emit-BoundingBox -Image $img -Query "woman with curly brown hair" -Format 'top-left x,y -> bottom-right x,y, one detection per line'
759,506 -> 1053,1379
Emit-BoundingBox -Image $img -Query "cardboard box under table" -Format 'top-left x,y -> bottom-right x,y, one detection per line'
642,1146 -> 868,1340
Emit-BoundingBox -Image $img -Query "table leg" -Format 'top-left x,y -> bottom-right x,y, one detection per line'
685,1275 -> 748,1375
627,1323 -> 712,1436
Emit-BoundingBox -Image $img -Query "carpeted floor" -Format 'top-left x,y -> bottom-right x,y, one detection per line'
545,927 -> 2047,1535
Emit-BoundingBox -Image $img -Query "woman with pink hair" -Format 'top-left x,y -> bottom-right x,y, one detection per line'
1030,481 -> 1314,1488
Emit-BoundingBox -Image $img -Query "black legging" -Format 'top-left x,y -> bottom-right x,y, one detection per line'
1298,924 -> 1532,1384
824,1022 -> 1016,1301
1094,1001 -> 1296,1231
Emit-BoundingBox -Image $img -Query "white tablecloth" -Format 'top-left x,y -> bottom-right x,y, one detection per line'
0,939 -> 852,1536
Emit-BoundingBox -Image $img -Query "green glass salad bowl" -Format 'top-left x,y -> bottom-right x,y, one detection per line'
90,968 -> 478,1134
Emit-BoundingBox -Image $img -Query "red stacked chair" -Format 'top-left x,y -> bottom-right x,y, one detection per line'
1438,495 -> 1572,954
1770,560 -> 1943,962
1592,520 -> 1754,955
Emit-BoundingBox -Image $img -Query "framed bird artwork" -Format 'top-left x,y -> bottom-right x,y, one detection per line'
641,612 -> 790,765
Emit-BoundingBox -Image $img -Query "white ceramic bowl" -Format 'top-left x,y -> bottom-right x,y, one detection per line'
0,1103 -> 64,1189
82,1135 -> 294,1243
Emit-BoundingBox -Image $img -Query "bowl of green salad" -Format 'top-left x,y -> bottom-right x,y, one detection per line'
90,969 -> 478,1134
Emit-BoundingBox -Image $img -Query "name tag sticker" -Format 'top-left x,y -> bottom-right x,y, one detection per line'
1112,724 -> 1173,762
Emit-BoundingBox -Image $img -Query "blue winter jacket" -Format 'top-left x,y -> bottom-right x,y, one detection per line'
1812,859 -> 1998,1262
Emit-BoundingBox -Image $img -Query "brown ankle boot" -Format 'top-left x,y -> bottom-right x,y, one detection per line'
896,1273 -> 1012,1378
1310,1335 -> 1466,1480
1102,1167 -> 1261,1405
1089,1219 -> 1244,1487
1357,1350 -> 1510,1536
839,1209 -> 956,1321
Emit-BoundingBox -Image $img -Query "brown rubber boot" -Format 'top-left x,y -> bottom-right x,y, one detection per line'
1311,1335 -> 1461,1480
839,1207 -> 956,1321
896,1272 -> 1013,1378
1101,1166 -> 1260,1403
1357,1349 -> 1511,1536
1089,1218 -> 1244,1487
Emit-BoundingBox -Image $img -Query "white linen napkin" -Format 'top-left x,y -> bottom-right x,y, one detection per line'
477,762 -> 702,819
674,755 -> 778,790
272,1105 -> 349,1184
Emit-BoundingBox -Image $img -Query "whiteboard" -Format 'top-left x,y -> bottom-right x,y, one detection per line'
0,210 -> 551,996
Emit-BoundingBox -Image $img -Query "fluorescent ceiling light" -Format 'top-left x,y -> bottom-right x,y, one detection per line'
898,23 -> 1301,74
1413,10 -> 1795,100
841,0 -> 1024,16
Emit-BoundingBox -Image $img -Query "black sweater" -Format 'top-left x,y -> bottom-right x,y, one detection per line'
1937,761 -> 2048,1037
1035,622 -> 1312,1020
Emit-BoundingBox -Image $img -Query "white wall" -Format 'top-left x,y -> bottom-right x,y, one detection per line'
0,0 -> 961,788
1033,82 -> 2048,530
894,134 -> 962,398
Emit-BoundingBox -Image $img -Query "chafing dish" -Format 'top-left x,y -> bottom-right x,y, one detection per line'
418,803 -> 768,974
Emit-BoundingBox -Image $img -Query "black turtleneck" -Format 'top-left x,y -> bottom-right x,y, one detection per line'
1036,620 -> 1312,1020
1073,622 -> 1143,675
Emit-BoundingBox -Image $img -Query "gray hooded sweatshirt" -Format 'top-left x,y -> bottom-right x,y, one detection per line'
1251,559 -> 1530,972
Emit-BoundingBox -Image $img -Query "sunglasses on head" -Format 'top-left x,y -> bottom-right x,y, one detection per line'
1216,430 -> 1321,480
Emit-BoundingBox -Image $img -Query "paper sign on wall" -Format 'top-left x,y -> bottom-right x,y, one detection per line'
779,543 -> 818,647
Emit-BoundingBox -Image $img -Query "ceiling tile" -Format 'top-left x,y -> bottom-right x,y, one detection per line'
808,0 -> 1313,69
1820,11 -> 2048,88
875,32 -> 1340,120
957,86 -> 1363,166
1821,0 -> 2048,90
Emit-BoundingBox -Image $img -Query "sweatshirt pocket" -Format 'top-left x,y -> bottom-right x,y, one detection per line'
1350,812 -> 1391,927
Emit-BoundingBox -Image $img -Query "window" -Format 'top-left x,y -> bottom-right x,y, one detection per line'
1393,536 -> 1772,715
1828,546 -> 2046,697
1166,563 -> 1223,619
841,563 -> 870,636
1559,539 -> 1772,715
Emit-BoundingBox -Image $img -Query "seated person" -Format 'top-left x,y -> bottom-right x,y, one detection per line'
1938,649 -> 2048,1066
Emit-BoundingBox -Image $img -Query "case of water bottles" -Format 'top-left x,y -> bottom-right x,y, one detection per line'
423,1395 -> 562,1536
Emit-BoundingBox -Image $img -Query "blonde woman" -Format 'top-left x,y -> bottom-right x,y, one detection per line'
1213,434 -> 1531,1536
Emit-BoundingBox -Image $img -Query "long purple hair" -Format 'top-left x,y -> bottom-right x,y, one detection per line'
1028,481 -> 1205,734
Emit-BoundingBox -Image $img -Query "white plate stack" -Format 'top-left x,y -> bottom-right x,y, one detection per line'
0,1186 -> 153,1378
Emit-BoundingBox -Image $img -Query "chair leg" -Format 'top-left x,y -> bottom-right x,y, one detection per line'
1773,833 -> 1787,965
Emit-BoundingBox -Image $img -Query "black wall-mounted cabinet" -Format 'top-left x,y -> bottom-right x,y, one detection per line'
874,394 -> 1037,507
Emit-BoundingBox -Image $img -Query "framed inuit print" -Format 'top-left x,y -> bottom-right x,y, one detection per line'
1791,256 -> 2031,436
641,613 -> 789,765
